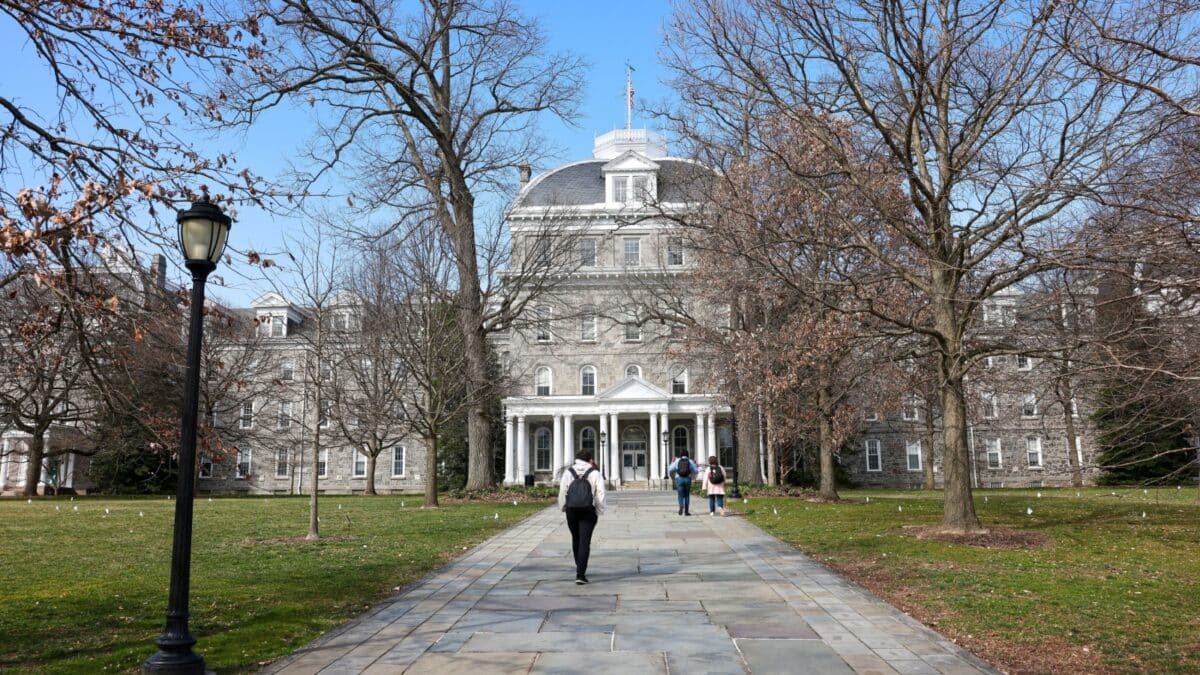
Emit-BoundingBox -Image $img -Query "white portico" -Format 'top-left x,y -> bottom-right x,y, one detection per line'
503,376 -> 728,488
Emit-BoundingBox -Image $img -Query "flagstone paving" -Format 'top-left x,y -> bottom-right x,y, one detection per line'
263,491 -> 997,674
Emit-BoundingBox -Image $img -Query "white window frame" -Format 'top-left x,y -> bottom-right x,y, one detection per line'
275,448 -> 289,477
240,401 -> 254,429
864,410 -> 879,421
535,305 -> 552,342
623,238 -> 641,267
985,438 -> 1002,469
580,238 -> 596,267
199,457 -> 213,479
670,366 -> 688,394
901,396 -> 920,422
534,428 -> 552,471
579,427 -> 597,453
981,393 -> 998,419
1074,436 -> 1084,466
612,175 -> 630,203
865,439 -> 882,472
269,314 -> 286,337
280,359 -> 294,381
666,236 -> 684,266
278,400 -> 292,429
580,310 -> 597,342
318,449 -> 329,478
631,175 -> 650,202
235,447 -> 251,479
1017,354 -> 1032,370
392,446 -> 406,478
624,306 -> 641,342
625,364 -> 641,379
673,426 -> 690,456
1022,394 -> 1038,418
535,367 -> 552,396
333,312 -> 351,332
906,440 -> 923,471
1026,435 -> 1043,468
319,399 -> 332,428
351,447 -> 367,478
319,359 -> 332,381
580,365 -> 596,396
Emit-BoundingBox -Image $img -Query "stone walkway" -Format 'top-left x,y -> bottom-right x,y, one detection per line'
263,491 -> 996,674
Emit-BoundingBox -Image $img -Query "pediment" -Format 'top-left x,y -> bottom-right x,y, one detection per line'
250,291 -> 291,308
597,376 -> 671,401
601,150 -> 660,173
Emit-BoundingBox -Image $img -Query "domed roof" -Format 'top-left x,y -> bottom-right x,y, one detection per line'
516,158 -> 715,208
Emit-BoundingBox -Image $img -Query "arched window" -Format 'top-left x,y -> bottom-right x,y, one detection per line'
625,364 -> 641,379
580,365 -> 596,395
535,367 -> 552,396
580,427 -> 597,454
673,426 -> 689,456
534,428 -> 552,471
670,366 -> 688,394
622,425 -> 646,444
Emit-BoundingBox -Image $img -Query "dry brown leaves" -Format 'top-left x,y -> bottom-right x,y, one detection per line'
900,525 -> 1055,550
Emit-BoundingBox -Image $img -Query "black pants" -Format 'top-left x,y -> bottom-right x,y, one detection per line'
565,507 -> 598,577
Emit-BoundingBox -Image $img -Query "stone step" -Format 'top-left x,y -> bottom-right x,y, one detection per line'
619,480 -> 650,490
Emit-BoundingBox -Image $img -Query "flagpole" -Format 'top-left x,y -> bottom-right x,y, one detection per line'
626,63 -> 634,130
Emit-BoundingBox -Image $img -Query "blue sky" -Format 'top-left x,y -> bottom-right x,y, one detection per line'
0,1 -> 678,305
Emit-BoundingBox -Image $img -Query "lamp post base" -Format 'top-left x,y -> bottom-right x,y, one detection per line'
143,647 -> 205,675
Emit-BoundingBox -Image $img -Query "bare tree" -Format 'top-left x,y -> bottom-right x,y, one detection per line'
231,0 -> 585,488
667,0 -> 1171,532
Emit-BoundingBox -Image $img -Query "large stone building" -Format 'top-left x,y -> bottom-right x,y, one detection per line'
496,128 -> 732,489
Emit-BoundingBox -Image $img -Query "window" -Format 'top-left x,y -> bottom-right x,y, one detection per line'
580,239 -> 596,267
580,310 -> 596,341
901,396 -> 920,421
906,440 -> 923,471
580,366 -> 596,396
673,426 -> 689,456
319,359 -> 332,381
864,410 -> 879,421
623,238 -> 641,267
199,457 -> 213,479
667,236 -> 684,266
1022,394 -> 1038,418
392,446 -> 406,477
1026,435 -> 1043,468
613,175 -> 629,203
985,438 -> 1002,469
535,367 -> 552,396
352,448 -> 367,478
983,356 -> 994,369
240,402 -> 254,429
318,449 -> 328,478
535,305 -> 552,342
236,447 -> 251,479
275,448 -> 289,477
981,393 -> 998,419
531,237 -> 551,267
280,359 -> 294,381
670,366 -> 688,394
865,439 -> 882,472
717,425 -> 734,467
580,427 -> 596,454
624,306 -> 641,341
632,175 -> 649,201
333,312 -> 351,332
270,315 -> 285,337
535,428 -> 552,471
1017,355 -> 1032,370
625,364 -> 641,378
1074,436 -> 1084,466
319,399 -> 332,428
668,320 -> 684,339
278,401 -> 292,429
1071,397 -> 1080,417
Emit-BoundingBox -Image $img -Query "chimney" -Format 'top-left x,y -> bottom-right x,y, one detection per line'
518,160 -> 531,188
149,253 -> 167,290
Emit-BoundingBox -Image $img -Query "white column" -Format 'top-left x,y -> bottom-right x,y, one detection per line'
516,416 -> 528,483
660,413 -> 670,475
694,412 -> 706,460
649,411 -> 660,483
609,413 -> 620,484
700,410 -> 710,461
504,415 -> 515,484
552,415 -> 564,476
563,414 -> 574,467
598,413 -> 608,476
64,452 -> 76,489
0,438 -> 9,491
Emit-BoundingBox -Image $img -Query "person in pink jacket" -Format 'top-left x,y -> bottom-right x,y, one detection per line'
701,455 -> 727,516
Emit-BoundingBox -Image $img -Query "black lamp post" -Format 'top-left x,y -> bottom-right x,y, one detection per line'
599,430 -> 608,473
661,430 -> 670,487
144,198 -> 231,674
728,405 -> 742,499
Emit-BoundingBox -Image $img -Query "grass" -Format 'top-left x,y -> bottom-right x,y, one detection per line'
0,495 -> 549,673
740,487 -> 1200,674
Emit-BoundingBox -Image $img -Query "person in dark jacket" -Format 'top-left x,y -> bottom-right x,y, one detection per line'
557,448 -> 607,584
667,451 -> 700,516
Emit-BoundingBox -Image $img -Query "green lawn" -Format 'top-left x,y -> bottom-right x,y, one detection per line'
0,495 -> 549,673
741,487 -> 1200,674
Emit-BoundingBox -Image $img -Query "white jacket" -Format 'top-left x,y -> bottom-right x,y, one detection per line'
557,459 -> 607,515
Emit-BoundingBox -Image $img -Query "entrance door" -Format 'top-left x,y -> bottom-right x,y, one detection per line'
620,426 -> 647,481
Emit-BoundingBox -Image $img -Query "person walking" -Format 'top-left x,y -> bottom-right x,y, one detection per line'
702,455 -> 727,516
557,447 -> 607,584
668,451 -> 700,516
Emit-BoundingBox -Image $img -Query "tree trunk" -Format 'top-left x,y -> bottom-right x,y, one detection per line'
923,404 -> 937,490
765,407 -> 778,486
307,390 -> 321,541
425,434 -> 439,508
736,405 -> 761,486
939,370 -> 983,532
22,432 -> 46,498
365,452 -> 377,495
817,387 -> 839,501
1059,375 -> 1084,488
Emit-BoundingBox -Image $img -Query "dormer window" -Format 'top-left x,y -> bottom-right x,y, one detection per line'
259,314 -> 286,337
609,174 -> 656,204
333,312 -> 354,332
613,176 -> 630,203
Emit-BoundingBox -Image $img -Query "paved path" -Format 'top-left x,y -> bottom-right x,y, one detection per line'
264,491 -> 996,674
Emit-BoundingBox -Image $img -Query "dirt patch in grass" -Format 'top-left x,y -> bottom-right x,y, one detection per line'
817,556 -> 1111,674
246,534 -> 357,546
900,525 -> 1054,550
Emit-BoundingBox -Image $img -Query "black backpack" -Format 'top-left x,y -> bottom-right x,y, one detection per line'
709,465 -> 725,484
676,458 -> 692,477
564,467 -> 595,510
